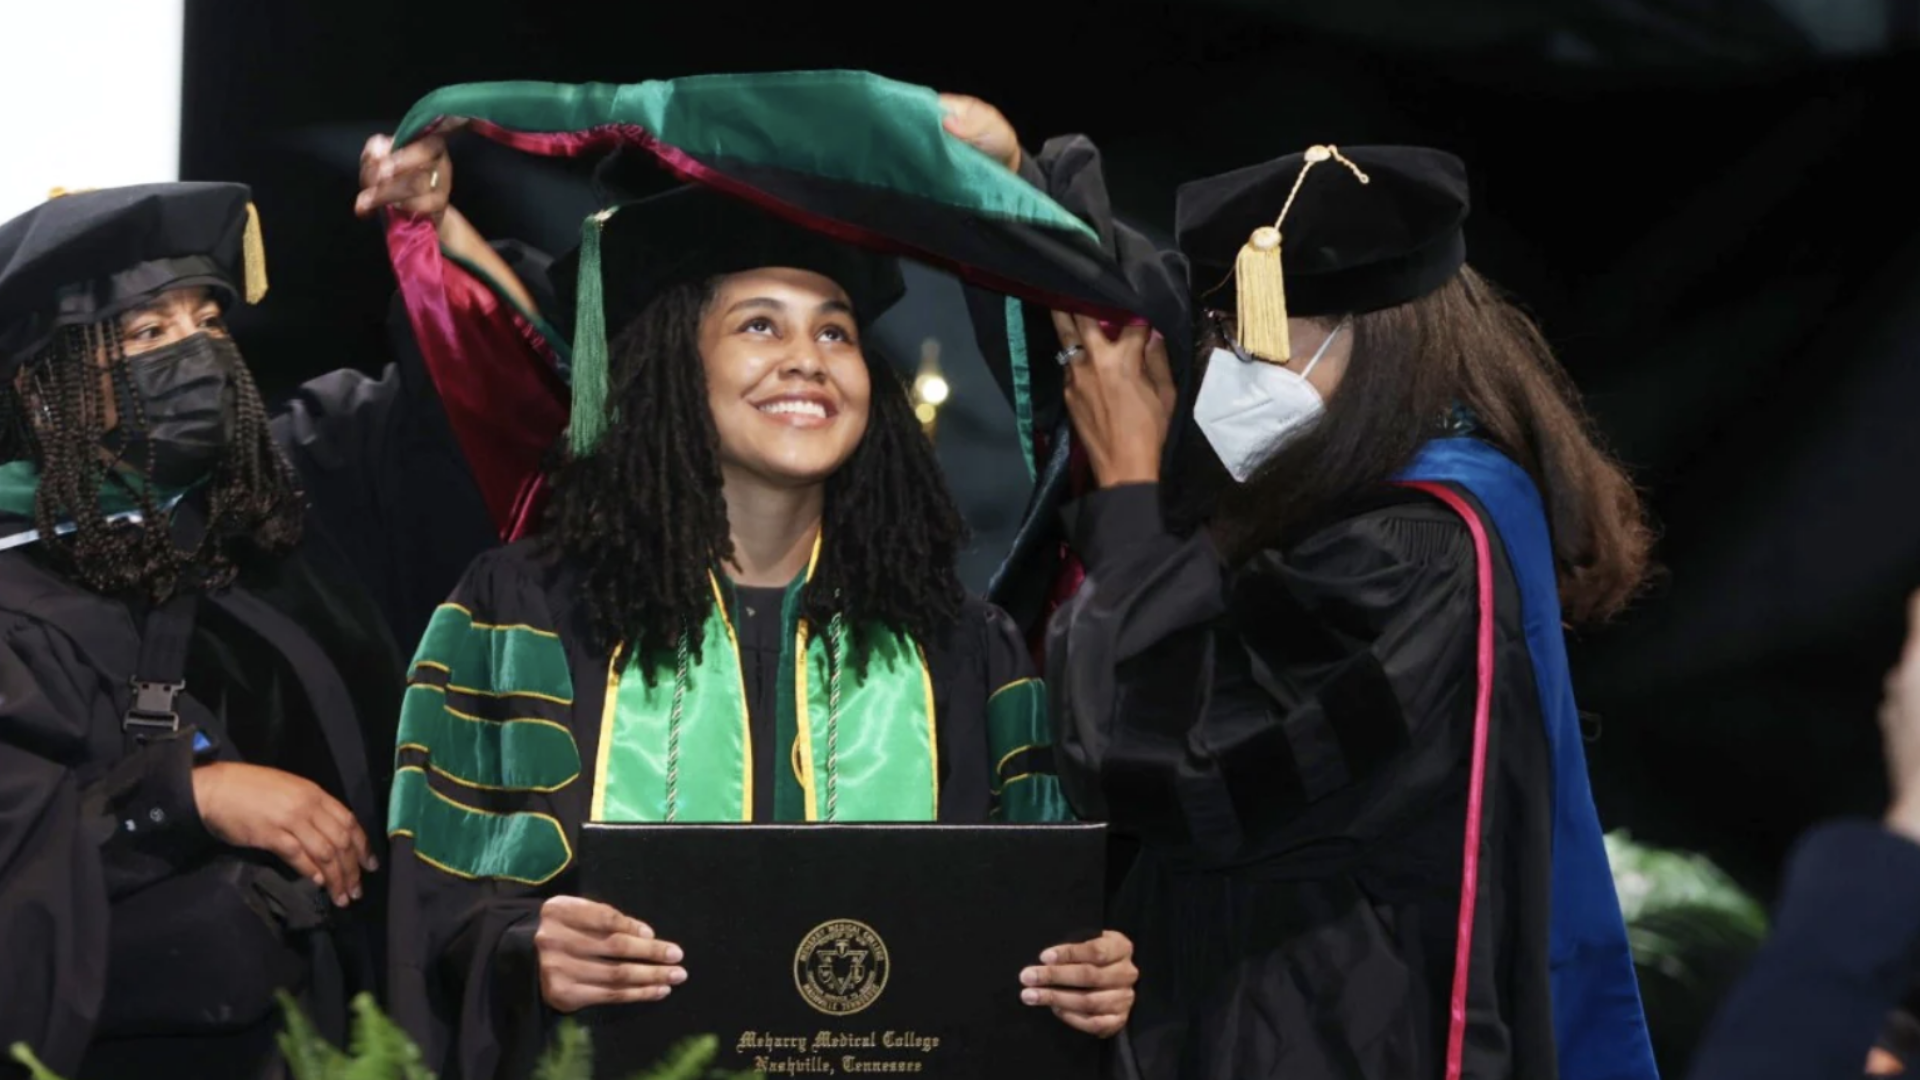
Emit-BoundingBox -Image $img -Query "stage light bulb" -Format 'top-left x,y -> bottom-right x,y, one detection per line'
918,375 -> 951,406
915,402 -> 938,424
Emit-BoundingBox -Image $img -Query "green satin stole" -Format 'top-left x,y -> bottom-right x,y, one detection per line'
591,551 -> 938,823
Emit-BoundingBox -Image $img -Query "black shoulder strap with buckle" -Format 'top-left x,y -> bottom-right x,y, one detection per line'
124,591 -> 203,739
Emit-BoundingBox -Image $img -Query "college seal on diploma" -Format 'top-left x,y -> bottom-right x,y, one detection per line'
795,919 -> 890,1016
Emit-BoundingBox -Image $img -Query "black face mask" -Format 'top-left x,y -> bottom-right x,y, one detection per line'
110,332 -> 242,488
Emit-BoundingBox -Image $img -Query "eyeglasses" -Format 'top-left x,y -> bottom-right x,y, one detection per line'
1203,309 -> 1356,365
1202,308 -> 1256,365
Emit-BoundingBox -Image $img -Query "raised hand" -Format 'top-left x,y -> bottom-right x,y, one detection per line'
939,93 -> 1022,172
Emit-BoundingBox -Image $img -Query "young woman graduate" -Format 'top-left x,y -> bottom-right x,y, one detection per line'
370,74 -> 1173,1080
0,146 -> 552,1078
943,101 -> 1661,1080
384,183 -> 1142,1078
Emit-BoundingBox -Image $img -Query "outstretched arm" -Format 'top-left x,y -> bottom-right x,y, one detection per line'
355,129 -> 542,318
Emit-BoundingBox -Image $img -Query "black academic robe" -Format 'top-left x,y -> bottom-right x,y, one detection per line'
965,135 -> 1194,639
385,538 -> 1066,1080
1049,483 -> 1558,1080
0,320 -> 505,1078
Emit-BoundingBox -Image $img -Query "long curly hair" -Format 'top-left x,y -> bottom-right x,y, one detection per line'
1212,265 -> 1654,626
544,279 -> 967,676
1,322 -> 305,599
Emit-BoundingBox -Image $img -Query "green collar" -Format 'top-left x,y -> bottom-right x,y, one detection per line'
0,460 -> 196,550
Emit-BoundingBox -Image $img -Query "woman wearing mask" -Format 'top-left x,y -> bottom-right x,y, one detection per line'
944,100 -> 1660,1079
0,140 -> 544,1079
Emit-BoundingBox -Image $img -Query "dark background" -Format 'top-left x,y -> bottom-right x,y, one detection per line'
183,0 -> 1918,974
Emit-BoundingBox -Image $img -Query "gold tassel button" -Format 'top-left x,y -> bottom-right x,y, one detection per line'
242,201 -> 270,304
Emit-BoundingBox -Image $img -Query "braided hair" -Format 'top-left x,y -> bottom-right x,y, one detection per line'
545,279 -> 968,678
1,321 -> 305,599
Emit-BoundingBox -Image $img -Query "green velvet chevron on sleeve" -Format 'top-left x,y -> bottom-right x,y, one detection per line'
389,767 -> 572,886
986,678 -> 1075,823
388,600 -> 581,884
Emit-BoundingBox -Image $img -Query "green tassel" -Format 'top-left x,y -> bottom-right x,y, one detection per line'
1004,296 -> 1035,481
569,207 -> 618,457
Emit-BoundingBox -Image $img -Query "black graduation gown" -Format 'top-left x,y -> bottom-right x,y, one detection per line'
964,135 -> 1194,639
384,538 -> 1067,1080
1048,483 -> 1557,1080
0,321 -> 505,1079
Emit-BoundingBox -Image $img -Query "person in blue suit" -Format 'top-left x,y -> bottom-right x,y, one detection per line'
1686,591 -> 1920,1080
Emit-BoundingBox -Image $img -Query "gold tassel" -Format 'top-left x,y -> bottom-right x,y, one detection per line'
1234,225 -> 1290,363
242,201 -> 269,304
1225,145 -> 1370,363
46,186 -> 96,200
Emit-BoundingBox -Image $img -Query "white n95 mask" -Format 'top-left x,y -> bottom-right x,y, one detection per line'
1194,318 -> 1348,483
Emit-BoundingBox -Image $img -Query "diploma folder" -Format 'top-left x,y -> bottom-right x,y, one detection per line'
578,822 -> 1106,1079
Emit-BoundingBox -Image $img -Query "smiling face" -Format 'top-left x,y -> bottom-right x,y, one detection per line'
698,266 -> 871,490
